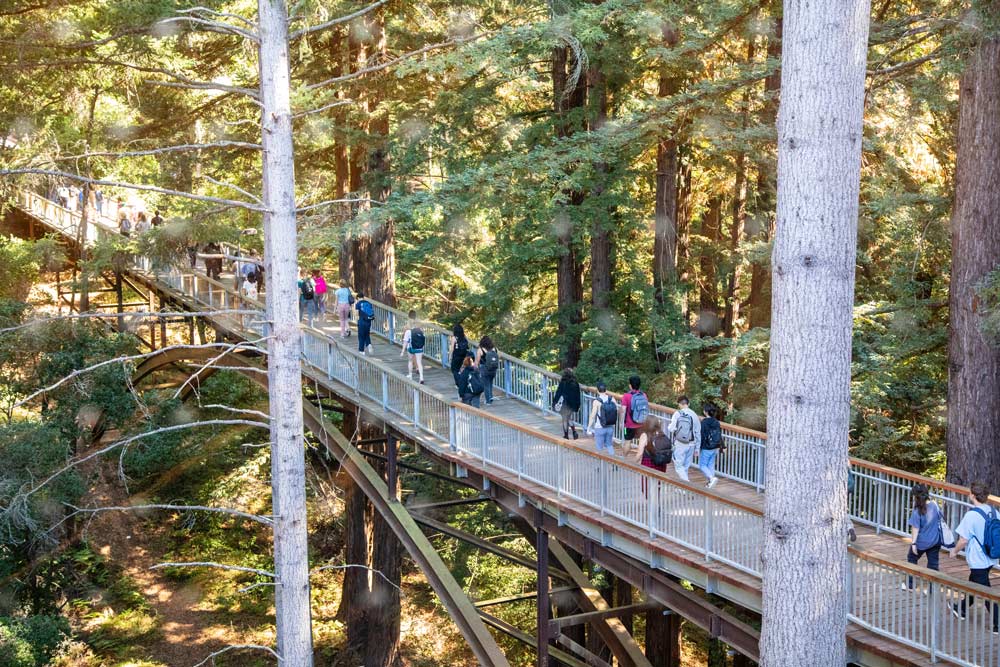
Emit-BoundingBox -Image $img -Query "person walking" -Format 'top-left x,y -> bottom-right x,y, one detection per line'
118,208 -> 132,237
334,280 -> 353,337
456,353 -> 484,407
355,292 -> 375,355
150,209 -> 163,227
551,368 -> 582,440
949,480 -> 1000,633
667,395 -> 701,482
135,211 -> 151,234
450,324 -> 470,389
901,483 -> 943,590
94,189 -> 104,216
298,270 -> 318,327
698,404 -> 724,489
474,336 -> 500,405
621,375 -> 649,452
312,269 -> 328,323
400,310 -> 426,384
633,416 -> 671,471
586,382 -> 617,456
204,242 -> 223,279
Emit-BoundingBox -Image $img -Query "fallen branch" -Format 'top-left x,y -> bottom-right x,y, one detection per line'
190,644 -> 280,666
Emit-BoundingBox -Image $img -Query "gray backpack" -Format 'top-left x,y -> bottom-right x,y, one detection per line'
674,412 -> 694,444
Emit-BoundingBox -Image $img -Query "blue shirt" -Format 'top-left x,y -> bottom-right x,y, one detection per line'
334,286 -> 352,304
957,505 -> 1000,569
908,501 -> 942,551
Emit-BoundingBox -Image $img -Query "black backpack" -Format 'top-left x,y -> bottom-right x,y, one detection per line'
484,348 -> 500,373
703,420 -> 723,450
300,279 -> 315,300
468,371 -> 485,396
410,328 -> 425,350
598,397 -> 618,428
651,434 -> 672,466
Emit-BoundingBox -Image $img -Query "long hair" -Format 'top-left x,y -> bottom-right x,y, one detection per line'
453,323 -> 465,341
641,415 -> 663,440
912,483 -> 930,515
561,367 -> 576,382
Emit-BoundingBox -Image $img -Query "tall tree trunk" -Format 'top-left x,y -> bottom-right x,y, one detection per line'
645,607 -> 682,666
760,1 -> 869,665
589,60 -> 613,323
330,28 -> 353,283
553,45 -> 586,368
653,26 -> 681,311
699,196 -> 722,325
723,40 -> 756,338
345,26 -> 367,287
357,8 -> 396,305
365,442 -> 403,667
946,4 -> 1000,488
749,15 -> 782,330
258,1 -> 313,663
677,153 -> 693,325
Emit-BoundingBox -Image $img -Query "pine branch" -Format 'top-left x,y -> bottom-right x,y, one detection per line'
63,503 -> 273,526
311,563 -> 402,593
0,169 -> 267,211
150,561 -> 275,577
190,644 -> 280,666
177,6 -> 257,30
45,142 -> 263,162
203,175 -> 263,205
289,0 -> 389,41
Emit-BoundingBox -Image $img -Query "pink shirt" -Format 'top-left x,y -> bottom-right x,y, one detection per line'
313,275 -> 327,294
622,390 -> 643,429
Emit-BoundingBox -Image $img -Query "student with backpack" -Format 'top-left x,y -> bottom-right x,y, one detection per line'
551,368 -> 582,440
621,375 -> 649,451
355,292 -> 375,355
586,381 -> 618,456
902,483 -> 944,590
400,310 -> 425,384
456,353 -> 484,407
450,324 -> 470,390
949,480 -> 1000,632
698,404 -> 724,489
334,280 -> 353,337
474,336 -> 500,405
633,416 -> 671,473
312,269 -> 328,323
667,395 -> 701,482
298,270 -> 318,327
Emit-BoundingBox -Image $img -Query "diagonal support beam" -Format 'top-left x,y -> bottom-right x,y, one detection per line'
546,537 -> 654,667
549,602 -> 662,633
478,611 -> 600,667
411,512 -> 572,581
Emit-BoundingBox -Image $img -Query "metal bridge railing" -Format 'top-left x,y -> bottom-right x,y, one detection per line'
15,187 -> 1000,666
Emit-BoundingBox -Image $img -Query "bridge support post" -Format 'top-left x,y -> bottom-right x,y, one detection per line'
536,518 -> 550,667
387,433 -> 398,502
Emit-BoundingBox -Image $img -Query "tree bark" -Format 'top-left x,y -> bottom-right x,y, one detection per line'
355,8 -> 396,305
653,27 -> 681,311
257,0 -> 313,663
698,196 -> 722,334
761,1 -> 869,665
946,3 -> 1000,489
749,15 -> 782,330
330,28 -> 353,283
553,45 -> 586,368
589,60 -> 613,323
365,439 -> 403,667
722,40 -> 756,338
644,607 -> 681,667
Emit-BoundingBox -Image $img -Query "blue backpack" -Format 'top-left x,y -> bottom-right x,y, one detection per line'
972,507 -> 1000,560
629,391 -> 649,423
358,300 -> 375,321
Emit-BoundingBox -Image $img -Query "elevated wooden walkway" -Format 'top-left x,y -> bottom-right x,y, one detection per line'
12,188 -> 1000,667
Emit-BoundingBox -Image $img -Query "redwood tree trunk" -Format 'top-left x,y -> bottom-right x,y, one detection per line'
722,40 -> 756,338
553,45 -> 586,368
653,25 -> 681,309
645,607 -> 681,666
699,196 -> 722,319
761,1 -> 869,665
258,0 -> 313,662
589,60 -> 613,320
748,16 -> 782,330
946,6 -> 1000,488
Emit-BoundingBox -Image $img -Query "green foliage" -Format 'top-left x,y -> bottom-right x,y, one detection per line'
0,235 -> 62,302
978,267 -> 1000,347
0,615 -> 70,667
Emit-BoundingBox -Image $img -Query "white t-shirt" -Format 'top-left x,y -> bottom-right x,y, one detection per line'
957,505 -> 1000,570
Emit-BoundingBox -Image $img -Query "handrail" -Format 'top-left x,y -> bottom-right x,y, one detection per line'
15,187 -> 1000,667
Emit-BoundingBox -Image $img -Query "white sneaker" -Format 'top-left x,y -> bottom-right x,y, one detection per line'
407,374 -> 413,380
707,477 -> 719,489
678,473 -> 690,482
367,344 -> 373,354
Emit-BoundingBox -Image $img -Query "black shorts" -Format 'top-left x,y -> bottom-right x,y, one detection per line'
624,427 -> 638,441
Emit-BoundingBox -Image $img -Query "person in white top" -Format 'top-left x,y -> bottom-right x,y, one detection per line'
667,395 -> 701,482
586,381 -> 617,456
949,480 -> 999,631
399,310 -> 425,384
